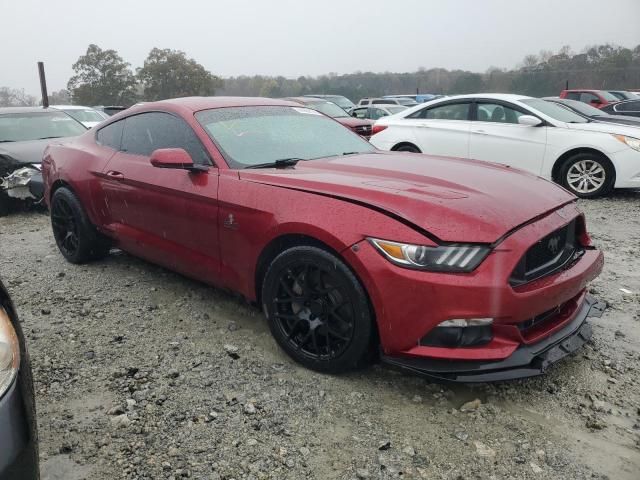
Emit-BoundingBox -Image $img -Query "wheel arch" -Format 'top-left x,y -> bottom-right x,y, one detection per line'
551,147 -> 616,184
253,232 -> 380,350
391,141 -> 422,153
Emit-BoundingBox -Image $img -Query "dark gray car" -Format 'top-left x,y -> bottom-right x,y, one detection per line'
0,107 -> 86,216
0,279 -> 38,479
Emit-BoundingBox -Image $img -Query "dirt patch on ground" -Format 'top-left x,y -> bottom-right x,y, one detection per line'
1,191 -> 639,479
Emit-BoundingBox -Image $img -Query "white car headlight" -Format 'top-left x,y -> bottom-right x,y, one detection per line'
613,134 -> 640,152
0,305 -> 20,397
368,238 -> 491,272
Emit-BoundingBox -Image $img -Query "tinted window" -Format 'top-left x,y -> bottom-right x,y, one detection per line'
370,108 -> 388,120
351,108 -> 367,119
616,100 -> 640,112
476,103 -> 526,123
409,102 -> 470,120
371,99 -> 396,105
96,120 -> 124,149
580,93 -> 599,104
121,112 -> 210,164
565,92 -> 581,100
195,106 -> 375,169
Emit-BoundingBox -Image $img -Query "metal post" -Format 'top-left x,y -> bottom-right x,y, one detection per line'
38,62 -> 49,108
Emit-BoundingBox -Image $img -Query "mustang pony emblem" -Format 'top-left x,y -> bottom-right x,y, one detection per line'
547,236 -> 561,254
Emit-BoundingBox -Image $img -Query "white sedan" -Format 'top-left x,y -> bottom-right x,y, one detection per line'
370,93 -> 640,198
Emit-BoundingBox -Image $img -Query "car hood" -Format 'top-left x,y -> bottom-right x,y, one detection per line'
591,115 -> 640,127
0,139 -> 51,165
565,121 -> 640,137
239,153 -> 574,243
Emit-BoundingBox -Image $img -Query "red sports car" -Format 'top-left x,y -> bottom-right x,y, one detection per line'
42,97 -> 604,382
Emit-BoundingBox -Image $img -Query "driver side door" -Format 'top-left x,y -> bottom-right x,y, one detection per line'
100,112 -> 221,283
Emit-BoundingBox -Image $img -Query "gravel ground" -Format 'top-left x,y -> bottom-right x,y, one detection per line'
1,192 -> 639,480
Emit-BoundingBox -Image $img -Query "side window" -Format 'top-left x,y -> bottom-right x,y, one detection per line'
121,112 -> 210,164
370,108 -> 388,120
565,92 -> 581,100
476,103 -> 526,124
580,93 -> 599,104
351,108 -> 367,119
616,101 -> 639,112
96,120 -> 124,150
409,102 -> 470,120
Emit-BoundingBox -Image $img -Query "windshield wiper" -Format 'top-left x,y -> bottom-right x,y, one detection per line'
245,158 -> 302,169
0,140 -> 16,143
36,136 -> 64,140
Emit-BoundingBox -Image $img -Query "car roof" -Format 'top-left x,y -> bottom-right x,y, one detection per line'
283,96 -> 328,105
50,105 -> 97,110
563,89 -> 605,93
0,106 -> 59,114
139,96 -> 300,112
429,93 -> 534,102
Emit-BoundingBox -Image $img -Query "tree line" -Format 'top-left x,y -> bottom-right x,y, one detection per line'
1,43 -> 639,107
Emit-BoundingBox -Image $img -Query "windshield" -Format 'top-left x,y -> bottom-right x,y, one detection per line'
62,108 -> 106,123
550,99 -> 603,116
394,98 -> 418,106
599,90 -> 621,101
386,106 -> 408,114
325,96 -> 355,110
0,111 -> 87,142
521,99 -> 589,123
307,101 -> 349,118
195,106 -> 375,168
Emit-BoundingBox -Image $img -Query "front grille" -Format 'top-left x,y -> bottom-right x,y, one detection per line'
353,124 -> 372,137
509,219 -> 584,286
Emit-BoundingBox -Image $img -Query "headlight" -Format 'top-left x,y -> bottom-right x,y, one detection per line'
0,305 -> 20,398
613,134 -> 640,152
368,238 -> 491,272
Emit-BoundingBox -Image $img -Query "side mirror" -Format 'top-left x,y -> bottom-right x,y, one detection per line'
518,115 -> 543,127
150,148 -> 207,172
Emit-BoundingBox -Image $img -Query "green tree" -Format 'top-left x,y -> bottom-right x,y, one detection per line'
137,48 -> 223,101
67,44 -> 137,106
0,87 -> 38,107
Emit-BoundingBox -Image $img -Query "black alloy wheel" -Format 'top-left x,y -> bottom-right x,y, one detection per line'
262,246 -> 374,373
51,195 -> 80,257
50,187 -> 111,263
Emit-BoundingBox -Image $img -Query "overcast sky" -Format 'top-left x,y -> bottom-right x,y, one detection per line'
2,0 -> 639,94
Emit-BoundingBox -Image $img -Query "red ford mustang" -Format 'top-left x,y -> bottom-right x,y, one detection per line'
42,97 -> 604,382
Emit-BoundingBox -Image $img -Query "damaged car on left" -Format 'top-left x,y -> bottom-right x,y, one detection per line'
0,107 -> 87,216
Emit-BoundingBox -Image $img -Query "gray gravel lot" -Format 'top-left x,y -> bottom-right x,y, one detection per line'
1,192 -> 639,480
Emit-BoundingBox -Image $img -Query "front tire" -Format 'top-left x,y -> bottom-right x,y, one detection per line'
50,187 -> 111,263
261,246 -> 374,373
559,153 -> 614,198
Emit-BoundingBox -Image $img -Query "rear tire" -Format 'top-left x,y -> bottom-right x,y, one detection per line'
559,153 -> 614,198
261,246 -> 374,373
50,187 -> 111,264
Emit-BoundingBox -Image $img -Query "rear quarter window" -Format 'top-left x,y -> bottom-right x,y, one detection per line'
96,120 -> 124,150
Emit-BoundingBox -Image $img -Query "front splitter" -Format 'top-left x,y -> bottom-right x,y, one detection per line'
381,295 -> 606,383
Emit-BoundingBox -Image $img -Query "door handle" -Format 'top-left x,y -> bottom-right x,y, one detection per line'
106,170 -> 125,180
473,129 -> 488,135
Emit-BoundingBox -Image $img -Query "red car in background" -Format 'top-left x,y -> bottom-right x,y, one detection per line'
559,89 -> 620,108
42,97 -> 604,382
284,96 -> 374,138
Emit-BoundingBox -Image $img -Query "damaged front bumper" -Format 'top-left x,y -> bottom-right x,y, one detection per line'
381,295 -> 606,383
0,165 -> 42,201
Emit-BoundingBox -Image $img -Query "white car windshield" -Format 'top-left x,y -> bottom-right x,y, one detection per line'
521,99 -> 589,123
